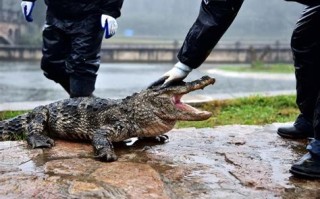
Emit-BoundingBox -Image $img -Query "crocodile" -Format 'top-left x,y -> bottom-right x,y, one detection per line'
0,76 -> 215,162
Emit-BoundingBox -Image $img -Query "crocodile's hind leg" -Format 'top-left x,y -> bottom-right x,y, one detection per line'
26,106 -> 54,148
92,126 -> 118,162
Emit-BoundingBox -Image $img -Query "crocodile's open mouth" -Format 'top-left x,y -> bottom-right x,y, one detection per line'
172,95 -> 193,111
172,94 -> 212,120
169,76 -> 215,120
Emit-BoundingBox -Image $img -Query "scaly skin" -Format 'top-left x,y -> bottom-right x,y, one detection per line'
0,76 -> 215,162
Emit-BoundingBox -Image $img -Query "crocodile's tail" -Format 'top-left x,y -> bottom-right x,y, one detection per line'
0,113 -> 29,141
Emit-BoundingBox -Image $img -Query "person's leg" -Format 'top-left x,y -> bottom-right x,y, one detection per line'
289,5 -> 320,178
291,77 -> 320,178
177,0 -> 244,69
66,15 -> 104,97
277,5 -> 320,139
41,24 -> 71,94
277,114 -> 313,139
290,139 -> 320,178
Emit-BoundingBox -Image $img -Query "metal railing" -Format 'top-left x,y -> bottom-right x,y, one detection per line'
0,41 -> 293,64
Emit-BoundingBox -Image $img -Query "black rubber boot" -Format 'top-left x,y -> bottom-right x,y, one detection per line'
277,114 -> 313,139
290,139 -> 320,178
58,78 -> 70,94
43,71 -> 71,94
70,74 -> 96,98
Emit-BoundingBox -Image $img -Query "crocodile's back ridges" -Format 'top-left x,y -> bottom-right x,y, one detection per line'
0,113 -> 29,141
44,97 -> 121,140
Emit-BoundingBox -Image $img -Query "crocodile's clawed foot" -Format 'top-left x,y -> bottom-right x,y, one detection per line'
27,134 -> 55,148
94,148 -> 118,162
156,134 -> 169,143
138,134 -> 169,144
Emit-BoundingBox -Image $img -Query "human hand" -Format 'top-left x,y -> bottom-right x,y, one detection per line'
148,62 -> 192,89
21,0 -> 35,22
101,14 -> 118,39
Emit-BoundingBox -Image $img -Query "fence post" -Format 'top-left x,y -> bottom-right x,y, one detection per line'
275,40 -> 280,62
172,40 -> 179,63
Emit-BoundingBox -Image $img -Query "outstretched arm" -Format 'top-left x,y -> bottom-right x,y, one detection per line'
149,0 -> 244,88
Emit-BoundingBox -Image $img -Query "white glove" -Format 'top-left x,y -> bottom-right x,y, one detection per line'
148,62 -> 192,88
101,14 -> 118,39
21,1 -> 34,22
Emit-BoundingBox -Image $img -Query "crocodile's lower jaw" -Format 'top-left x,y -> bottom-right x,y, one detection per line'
172,95 -> 212,121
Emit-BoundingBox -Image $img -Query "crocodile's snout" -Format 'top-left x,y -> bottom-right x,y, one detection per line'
181,76 -> 216,94
152,76 -> 216,121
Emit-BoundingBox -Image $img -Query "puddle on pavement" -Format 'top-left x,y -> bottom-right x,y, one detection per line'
18,160 -> 37,173
26,138 -> 176,175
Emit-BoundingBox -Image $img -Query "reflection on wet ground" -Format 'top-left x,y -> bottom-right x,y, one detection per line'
0,123 -> 319,198
0,61 -> 295,103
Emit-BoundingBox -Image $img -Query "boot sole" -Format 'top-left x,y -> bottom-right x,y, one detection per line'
277,130 -> 310,139
290,168 -> 320,179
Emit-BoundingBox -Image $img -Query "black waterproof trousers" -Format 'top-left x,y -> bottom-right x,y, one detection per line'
291,5 -> 320,139
177,0 -> 244,69
41,14 -> 104,97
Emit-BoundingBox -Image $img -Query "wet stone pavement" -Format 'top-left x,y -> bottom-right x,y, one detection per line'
1,123 -> 320,199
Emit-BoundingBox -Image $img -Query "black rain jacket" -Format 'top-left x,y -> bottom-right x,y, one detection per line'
26,0 -> 124,19
285,0 -> 320,6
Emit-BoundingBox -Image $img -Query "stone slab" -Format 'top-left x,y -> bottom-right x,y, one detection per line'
0,123 -> 319,198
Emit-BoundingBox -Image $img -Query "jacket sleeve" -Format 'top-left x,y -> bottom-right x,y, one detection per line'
285,0 -> 320,6
100,0 -> 124,18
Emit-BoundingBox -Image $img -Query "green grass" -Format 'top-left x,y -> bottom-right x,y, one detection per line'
0,111 -> 28,121
0,95 -> 298,129
176,95 -> 298,128
0,111 -> 29,140
219,63 -> 295,74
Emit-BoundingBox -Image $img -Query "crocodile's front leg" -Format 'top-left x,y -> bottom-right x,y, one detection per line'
92,126 -> 118,162
26,106 -> 54,148
138,135 -> 169,143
